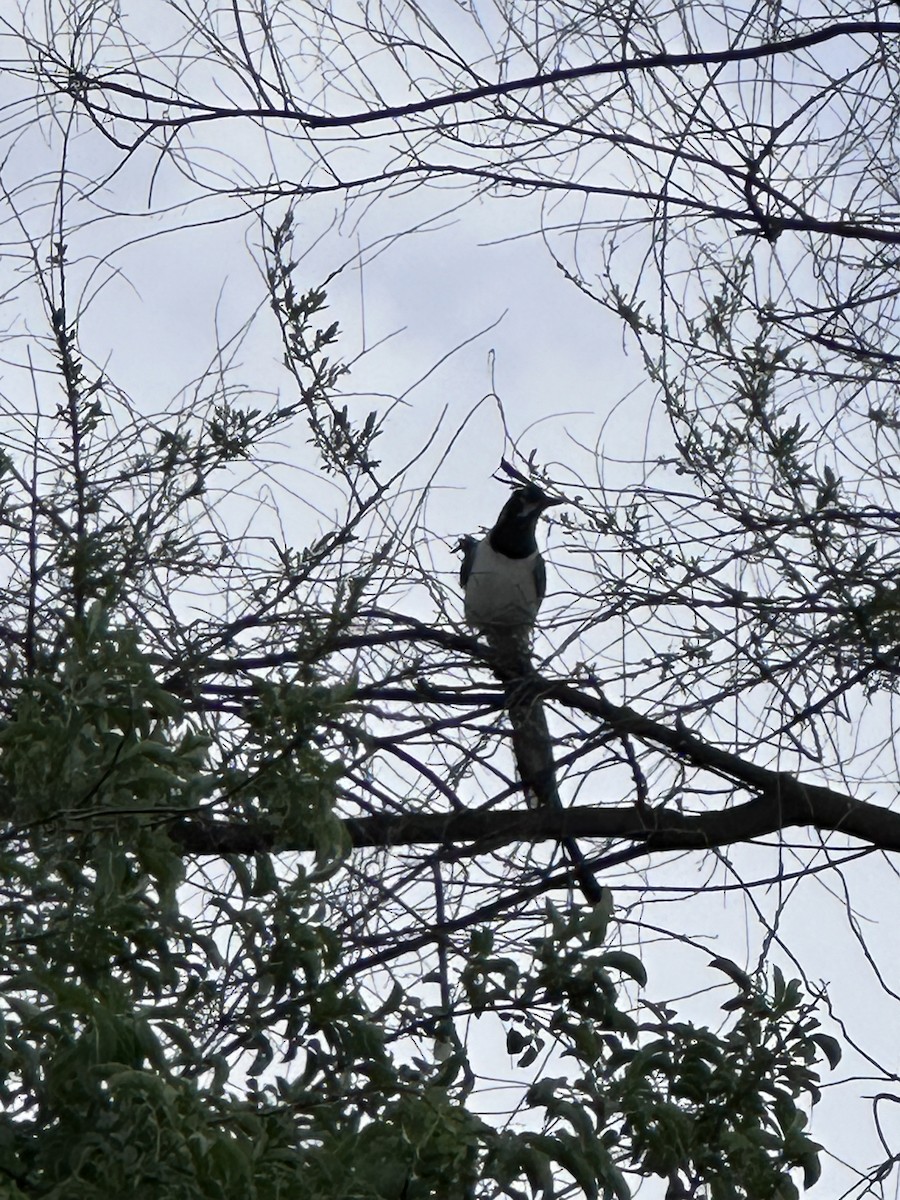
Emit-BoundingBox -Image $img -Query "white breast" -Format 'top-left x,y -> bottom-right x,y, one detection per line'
464,539 -> 542,627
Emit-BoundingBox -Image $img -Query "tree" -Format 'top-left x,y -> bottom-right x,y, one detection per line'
0,1 -> 899,1195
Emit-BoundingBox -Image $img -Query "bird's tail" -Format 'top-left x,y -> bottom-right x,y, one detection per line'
483,625 -> 557,808
483,626 -> 604,904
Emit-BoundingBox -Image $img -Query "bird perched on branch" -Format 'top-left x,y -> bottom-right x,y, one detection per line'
459,482 -> 564,808
460,480 -> 605,905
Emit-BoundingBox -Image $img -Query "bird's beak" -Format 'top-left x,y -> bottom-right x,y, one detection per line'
540,496 -> 566,509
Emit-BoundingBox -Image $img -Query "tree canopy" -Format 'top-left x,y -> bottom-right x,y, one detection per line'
0,2 -> 899,1196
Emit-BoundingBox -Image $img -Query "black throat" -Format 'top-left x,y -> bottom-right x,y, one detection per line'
489,518 -> 539,560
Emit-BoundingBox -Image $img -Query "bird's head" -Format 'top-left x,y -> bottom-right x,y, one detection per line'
490,483 -> 564,557
498,482 -> 564,524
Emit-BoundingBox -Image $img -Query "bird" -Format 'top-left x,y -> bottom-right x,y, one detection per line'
459,481 -> 605,905
459,482 -> 563,809
459,482 -> 564,632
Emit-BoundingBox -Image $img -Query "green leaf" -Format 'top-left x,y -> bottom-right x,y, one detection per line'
521,1145 -> 556,1199
601,1159 -> 632,1200
597,951 -> 648,987
506,1028 -> 529,1055
709,956 -> 753,991
810,1032 -> 842,1069
801,1148 -> 823,1188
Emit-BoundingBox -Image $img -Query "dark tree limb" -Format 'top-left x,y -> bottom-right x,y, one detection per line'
70,22 -> 900,132
168,680 -> 900,857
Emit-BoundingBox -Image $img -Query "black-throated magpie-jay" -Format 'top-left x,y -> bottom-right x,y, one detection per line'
459,482 -> 563,812
459,483 -> 564,630
459,482 -> 605,905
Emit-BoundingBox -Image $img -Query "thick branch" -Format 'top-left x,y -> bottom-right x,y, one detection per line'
169,681 -> 900,856
169,783 -> 900,856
